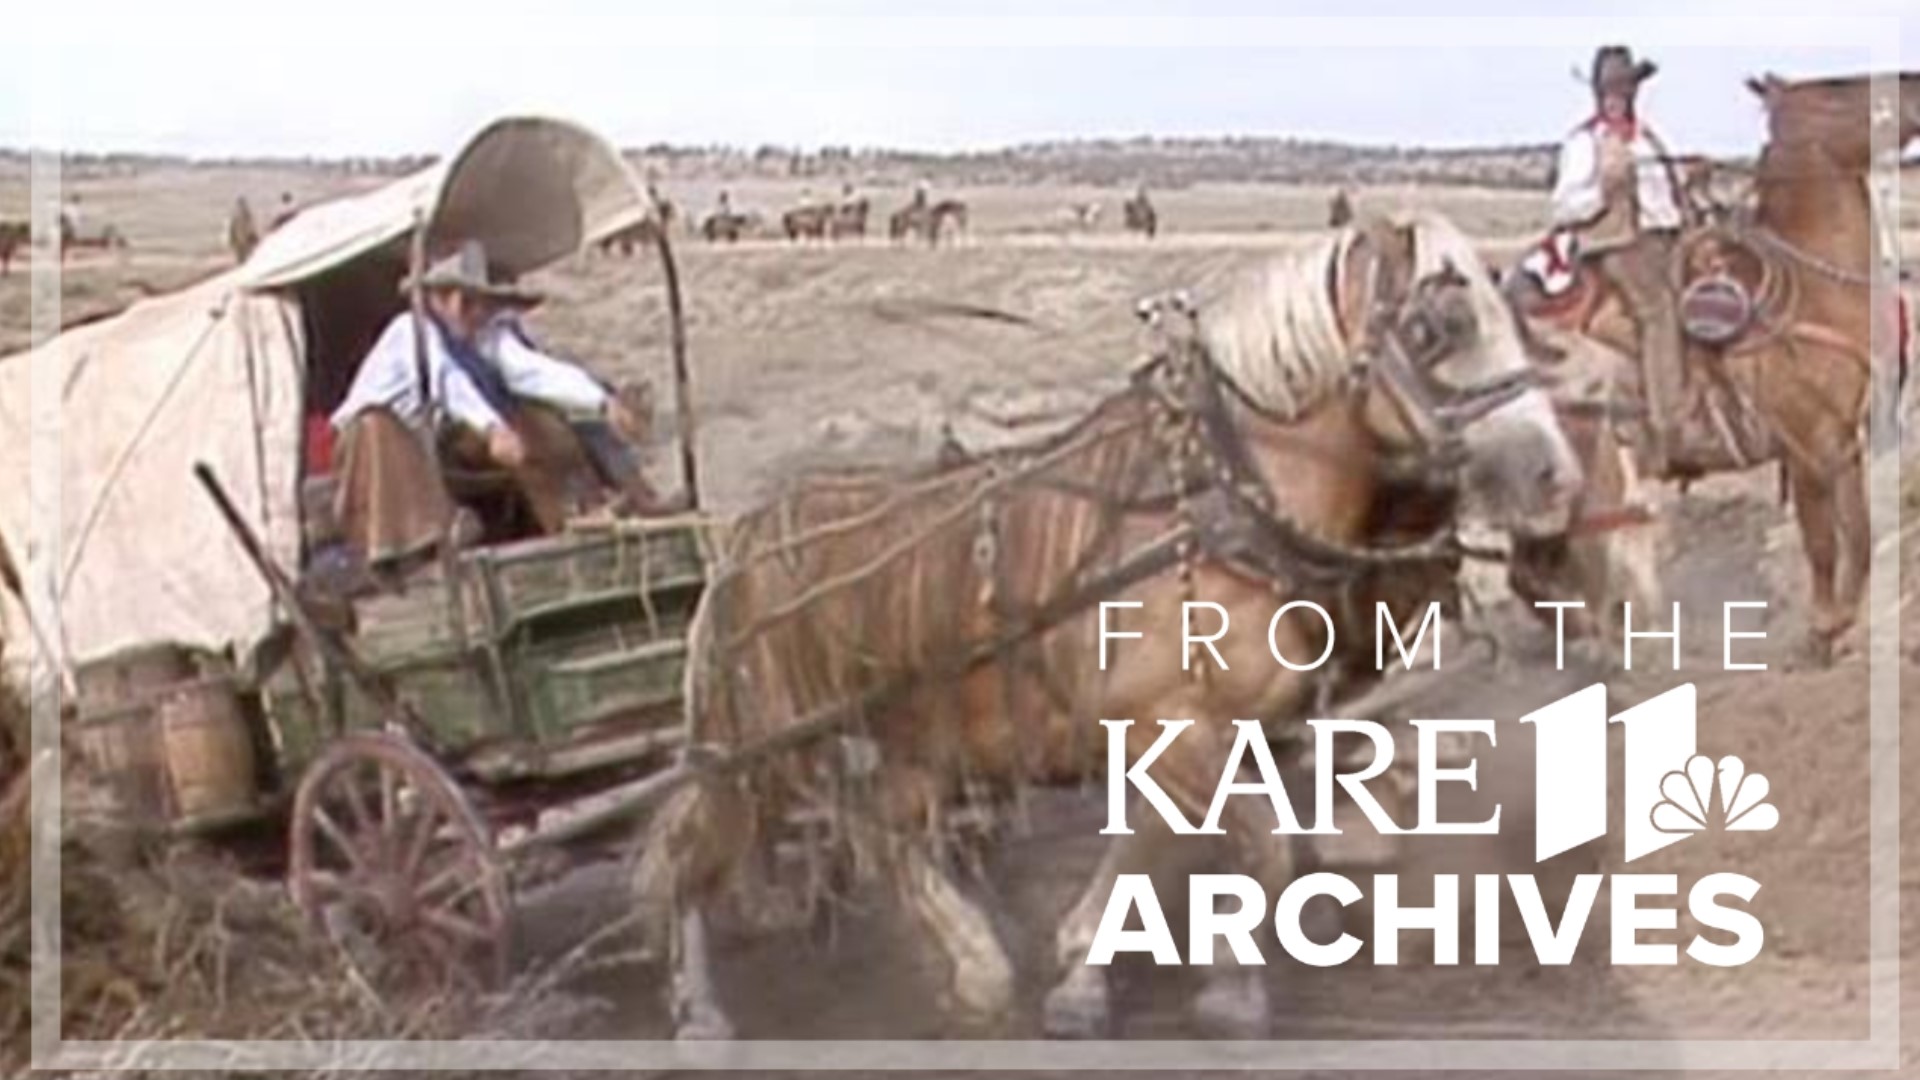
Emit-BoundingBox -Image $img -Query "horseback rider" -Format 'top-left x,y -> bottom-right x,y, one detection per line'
1328,188 -> 1354,229
57,194 -> 82,241
227,197 -> 260,264
1550,44 -> 1688,475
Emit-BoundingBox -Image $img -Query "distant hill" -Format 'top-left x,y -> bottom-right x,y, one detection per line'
626,137 -> 1561,190
2,136 -> 1561,190
24,136 -> 1898,193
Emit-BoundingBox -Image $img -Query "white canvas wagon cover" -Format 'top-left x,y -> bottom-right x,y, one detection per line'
0,117 -> 652,679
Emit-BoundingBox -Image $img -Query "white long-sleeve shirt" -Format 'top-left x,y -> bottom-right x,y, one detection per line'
478,314 -> 610,419
1549,119 -> 1682,232
331,312 -> 610,433
331,311 -> 510,433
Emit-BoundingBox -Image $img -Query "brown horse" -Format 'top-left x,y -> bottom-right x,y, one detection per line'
830,196 -> 870,240
700,210 -> 757,244
782,204 -> 832,243
1518,72 -> 1917,656
1736,72 -> 1918,653
58,219 -> 127,262
889,198 -> 968,247
636,212 -> 1581,1039
0,222 -> 26,276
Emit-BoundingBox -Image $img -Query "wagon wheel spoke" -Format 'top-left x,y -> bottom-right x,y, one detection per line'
379,761 -> 399,837
416,857 -> 489,909
309,805 -> 365,872
399,799 -> 444,879
288,732 -> 509,989
336,762 -> 378,833
414,857 -> 467,904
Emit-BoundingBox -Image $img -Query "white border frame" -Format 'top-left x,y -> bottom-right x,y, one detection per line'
26,14 -> 1901,1071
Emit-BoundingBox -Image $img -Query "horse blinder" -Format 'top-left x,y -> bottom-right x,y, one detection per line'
1368,272 -> 1539,466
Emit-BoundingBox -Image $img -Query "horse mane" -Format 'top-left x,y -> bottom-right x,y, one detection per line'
1195,210 -> 1526,418
1195,232 -> 1355,419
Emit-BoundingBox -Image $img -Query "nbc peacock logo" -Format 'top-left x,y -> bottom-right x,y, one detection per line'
1650,754 -> 1780,837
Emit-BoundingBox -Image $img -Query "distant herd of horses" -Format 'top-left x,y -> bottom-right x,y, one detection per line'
596,187 -> 1163,254
0,184 -> 1158,273
2,185 -> 1159,271
0,218 -> 130,275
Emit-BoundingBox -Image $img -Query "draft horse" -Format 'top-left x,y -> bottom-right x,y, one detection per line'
635,212 -> 1582,1040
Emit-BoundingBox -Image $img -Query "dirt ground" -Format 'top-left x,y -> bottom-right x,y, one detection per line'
4,164 -> 1919,1076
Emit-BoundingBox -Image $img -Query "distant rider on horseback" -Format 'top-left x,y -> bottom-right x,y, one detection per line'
1550,44 -> 1688,475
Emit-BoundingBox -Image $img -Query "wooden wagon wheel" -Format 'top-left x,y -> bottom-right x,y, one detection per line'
288,731 -> 510,987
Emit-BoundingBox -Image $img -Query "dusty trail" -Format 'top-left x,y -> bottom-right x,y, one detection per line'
507,392 -> 1911,1076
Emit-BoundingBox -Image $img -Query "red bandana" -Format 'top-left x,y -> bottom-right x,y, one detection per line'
1588,114 -> 1639,142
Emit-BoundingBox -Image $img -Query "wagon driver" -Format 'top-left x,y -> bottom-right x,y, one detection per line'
330,239 -> 658,572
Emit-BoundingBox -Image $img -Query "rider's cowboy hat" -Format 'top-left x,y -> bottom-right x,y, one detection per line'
1588,45 -> 1657,93
400,239 -> 545,307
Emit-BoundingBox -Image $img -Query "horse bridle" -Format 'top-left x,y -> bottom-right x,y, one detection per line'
1166,265 -> 1539,482
1355,269 -> 1542,470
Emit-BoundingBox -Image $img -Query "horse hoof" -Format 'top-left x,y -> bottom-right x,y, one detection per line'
673,987 -> 737,1041
1799,627 -> 1837,669
674,1008 -> 737,1042
1041,976 -> 1112,1039
949,960 -> 1016,1020
1191,973 -> 1271,1039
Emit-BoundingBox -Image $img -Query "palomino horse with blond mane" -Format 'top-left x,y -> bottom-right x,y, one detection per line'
635,211 -> 1582,1039
1520,71 -> 1916,658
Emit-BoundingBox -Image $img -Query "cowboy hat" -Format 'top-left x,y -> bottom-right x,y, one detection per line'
1589,45 -> 1657,92
400,239 -> 545,306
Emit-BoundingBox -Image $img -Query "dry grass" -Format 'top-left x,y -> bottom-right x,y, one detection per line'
0,683 -> 632,1077
0,838 -> 634,1077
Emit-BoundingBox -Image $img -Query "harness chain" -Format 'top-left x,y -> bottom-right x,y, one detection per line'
703,329 -> 1474,769
673,266 -> 1532,920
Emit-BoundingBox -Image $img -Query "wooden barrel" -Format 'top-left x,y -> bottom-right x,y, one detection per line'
73,643 -> 197,714
153,676 -> 257,821
73,698 -> 168,819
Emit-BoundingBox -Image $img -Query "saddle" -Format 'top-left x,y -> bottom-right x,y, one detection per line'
1511,222 -> 1786,475
1667,225 -> 1783,471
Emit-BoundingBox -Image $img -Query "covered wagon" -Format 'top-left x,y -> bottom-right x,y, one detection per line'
0,116 -> 713,980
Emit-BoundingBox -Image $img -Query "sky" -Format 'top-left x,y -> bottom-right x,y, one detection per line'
5,2 -> 1914,158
